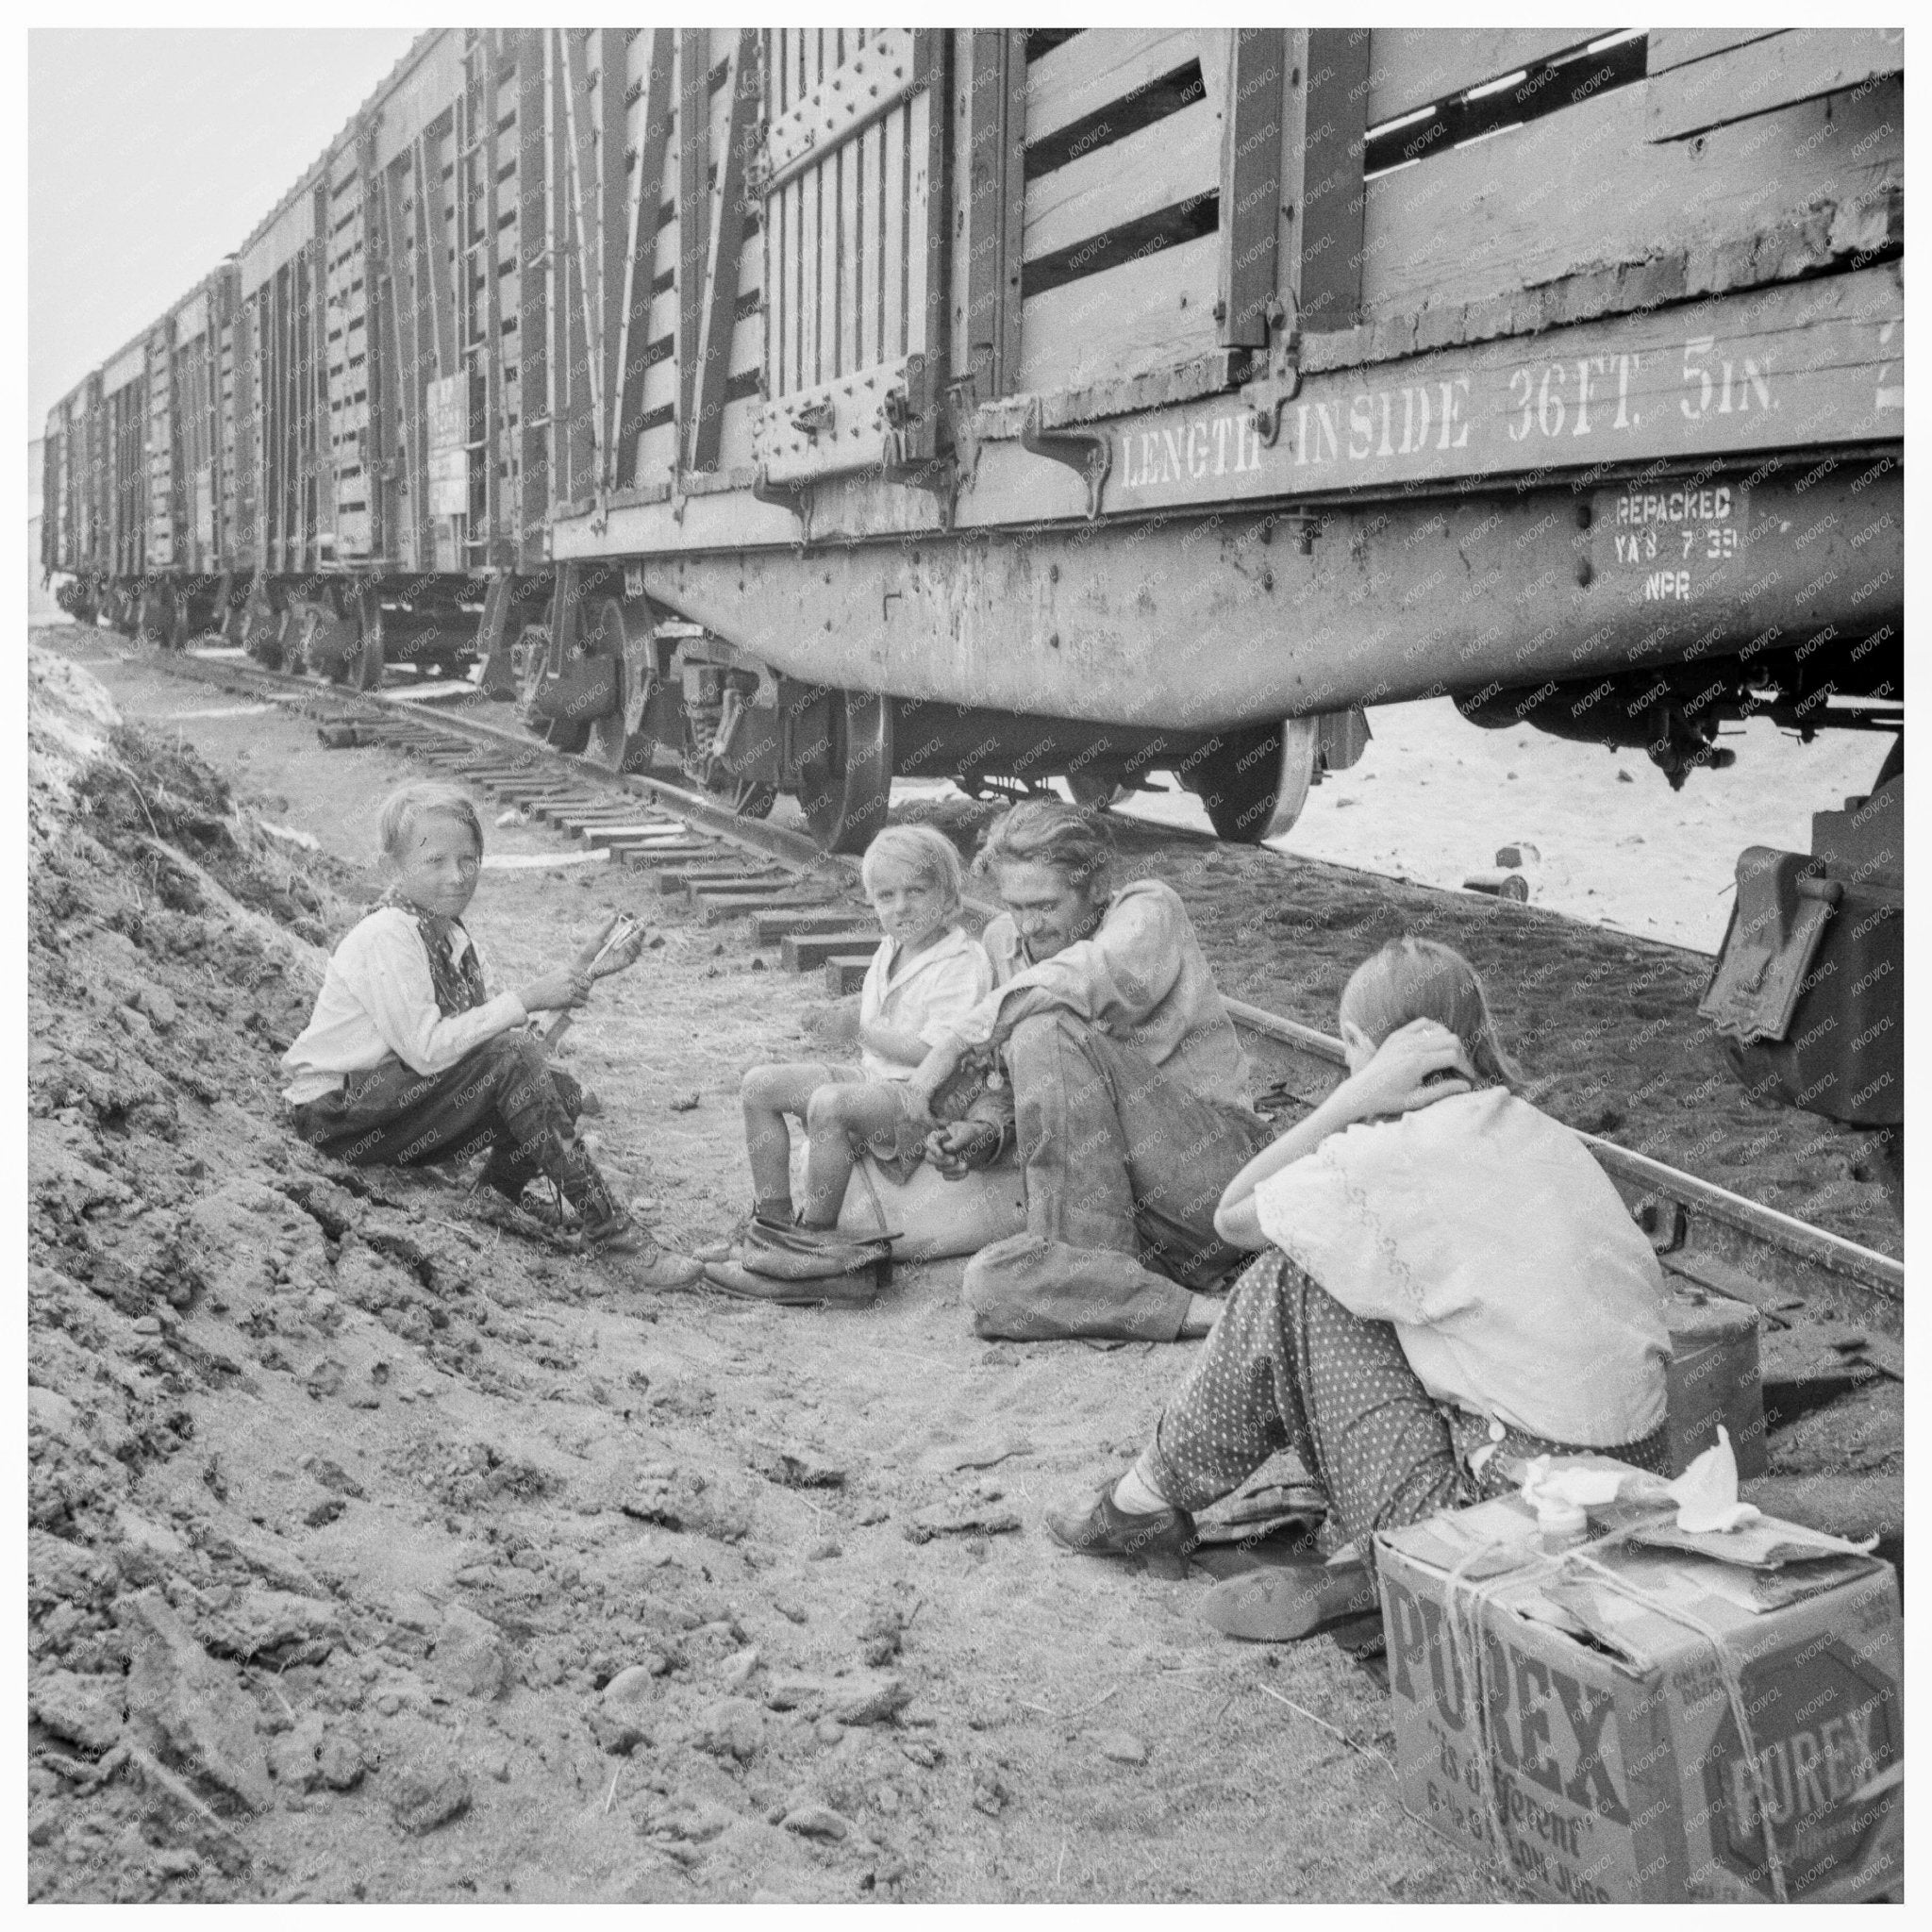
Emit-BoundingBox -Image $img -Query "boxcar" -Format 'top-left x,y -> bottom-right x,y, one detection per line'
43,27 -> 1904,844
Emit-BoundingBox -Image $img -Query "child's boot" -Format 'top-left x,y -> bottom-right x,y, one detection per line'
548,1129 -> 702,1287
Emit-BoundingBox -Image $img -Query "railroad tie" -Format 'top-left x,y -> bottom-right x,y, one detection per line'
751,909 -> 872,943
781,930 -> 880,972
824,956 -> 873,996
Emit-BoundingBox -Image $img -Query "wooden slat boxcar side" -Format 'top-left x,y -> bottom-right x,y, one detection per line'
40,28 -> 1904,874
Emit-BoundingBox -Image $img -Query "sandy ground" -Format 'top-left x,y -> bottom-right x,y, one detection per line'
25,623 -> 1899,1905
28,627 -> 1494,1905
1108,696 -> 1890,955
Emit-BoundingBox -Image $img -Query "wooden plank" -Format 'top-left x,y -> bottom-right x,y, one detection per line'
1646,28 -> 1905,143
1023,97 -> 1220,264
598,27 -> 628,489
615,28 -> 675,487
908,82 -> 940,365
860,117 -> 885,372
558,34 -> 597,508
480,37 -> 506,554
691,28 -> 758,470
1219,28 -> 1284,349
771,175 -> 791,399
1366,28 -> 1612,125
385,159 -> 422,567
879,103 -> 906,365
639,358 -> 678,417
1360,72 -> 1900,324
677,28 -> 709,461
1299,29 -> 1369,333
843,127 -> 865,376
561,30 -> 604,483
418,129 -> 458,384
1646,28 -> 1783,76
514,27 -> 548,565
961,32 -> 1024,394
815,117 -> 840,389
1024,28 -> 1197,147
995,32 -> 1024,387
1015,228 -> 1221,394
803,157 -> 823,388
356,126 -> 388,561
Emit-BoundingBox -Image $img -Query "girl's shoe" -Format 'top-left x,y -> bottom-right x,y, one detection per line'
695,1208 -> 793,1265
1044,1481 -> 1197,1581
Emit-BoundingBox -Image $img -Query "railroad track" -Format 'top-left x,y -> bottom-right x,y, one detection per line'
117,637 -> 1906,1545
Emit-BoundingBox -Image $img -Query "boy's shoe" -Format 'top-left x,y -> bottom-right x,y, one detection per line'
580,1210 -> 703,1287
700,1258 -> 878,1308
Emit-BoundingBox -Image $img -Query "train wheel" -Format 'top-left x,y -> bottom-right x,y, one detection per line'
584,601 -> 639,773
796,690 -> 893,854
133,586 -> 167,646
343,594 -> 385,692
1184,717 -> 1320,842
517,627 -> 591,753
1067,769 -> 1127,810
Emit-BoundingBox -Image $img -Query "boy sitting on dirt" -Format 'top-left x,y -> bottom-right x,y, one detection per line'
707,825 -> 993,1293
281,780 -> 699,1286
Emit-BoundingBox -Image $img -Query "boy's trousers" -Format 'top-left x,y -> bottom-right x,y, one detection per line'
291,1032 -> 592,1206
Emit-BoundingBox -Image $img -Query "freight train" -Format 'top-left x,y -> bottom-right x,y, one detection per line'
42,28 -> 1904,1124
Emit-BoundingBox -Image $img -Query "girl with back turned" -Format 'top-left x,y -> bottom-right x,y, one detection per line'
1046,936 -> 1672,1636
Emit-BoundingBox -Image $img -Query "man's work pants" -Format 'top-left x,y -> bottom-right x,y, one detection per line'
961,1012 -> 1266,1342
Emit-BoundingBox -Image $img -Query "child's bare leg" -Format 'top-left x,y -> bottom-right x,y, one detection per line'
801,1081 -> 908,1226
739,1063 -> 831,1220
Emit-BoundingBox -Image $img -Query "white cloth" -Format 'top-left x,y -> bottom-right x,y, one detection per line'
946,879 -> 1253,1106
281,906 -> 527,1105
1252,1087 -> 1670,1445
858,923 -> 993,1080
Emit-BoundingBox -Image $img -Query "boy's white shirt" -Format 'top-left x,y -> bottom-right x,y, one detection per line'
857,924 -> 994,1081
281,905 -> 528,1105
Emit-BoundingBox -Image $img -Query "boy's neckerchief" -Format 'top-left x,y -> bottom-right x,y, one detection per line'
381,888 -> 487,1017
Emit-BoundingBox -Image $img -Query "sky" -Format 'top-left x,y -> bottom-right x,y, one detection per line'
29,28 -> 424,429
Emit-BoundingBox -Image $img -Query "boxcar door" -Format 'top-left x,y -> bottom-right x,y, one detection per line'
757,28 -> 948,487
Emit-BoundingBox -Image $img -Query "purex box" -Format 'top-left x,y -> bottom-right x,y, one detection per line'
1375,1487 -> 1903,1902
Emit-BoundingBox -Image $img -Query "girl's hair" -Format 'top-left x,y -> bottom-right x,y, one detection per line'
377,781 -> 484,863
973,799 -> 1114,894
860,823 -> 964,908
1339,937 -> 1523,1091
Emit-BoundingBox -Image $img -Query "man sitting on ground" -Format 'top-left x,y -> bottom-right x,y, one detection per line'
906,800 -> 1268,1342
281,779 -> 699,1287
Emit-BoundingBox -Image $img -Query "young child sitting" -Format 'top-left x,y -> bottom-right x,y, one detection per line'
281,780 -> 699,1286
731,824 -> 993,1242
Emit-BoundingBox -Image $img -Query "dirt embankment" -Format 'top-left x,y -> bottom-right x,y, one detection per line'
31,642 -> 1493,1907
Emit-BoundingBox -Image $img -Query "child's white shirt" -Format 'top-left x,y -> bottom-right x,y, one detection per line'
281,906 -> 526,1104
858,924 -> 993,1081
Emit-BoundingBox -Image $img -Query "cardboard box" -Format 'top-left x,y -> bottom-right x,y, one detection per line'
1375,1480 -> 1903,1902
